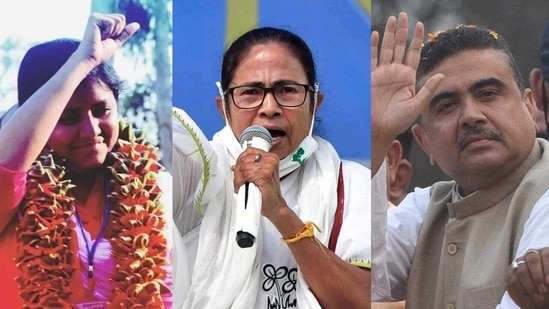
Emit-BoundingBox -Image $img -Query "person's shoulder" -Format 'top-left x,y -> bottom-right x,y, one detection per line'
430,180 -> 455,191
341,160 -> 370,176
157,171 -> 172,202
341,160 -> 371,188
537,138 -> 549,161
172,106 -> 213,156
172,107 -> 192,129
158,170 -> 172,186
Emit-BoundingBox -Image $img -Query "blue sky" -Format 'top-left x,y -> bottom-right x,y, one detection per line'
173,1 -> 371,163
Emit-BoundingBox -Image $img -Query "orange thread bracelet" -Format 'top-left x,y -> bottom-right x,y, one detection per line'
282,221 -> 322,244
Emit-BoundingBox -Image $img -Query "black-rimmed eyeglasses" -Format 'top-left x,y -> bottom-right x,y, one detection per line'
223,83 -> 316,109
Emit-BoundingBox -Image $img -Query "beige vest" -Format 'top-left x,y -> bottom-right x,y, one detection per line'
406,139 -> 549,309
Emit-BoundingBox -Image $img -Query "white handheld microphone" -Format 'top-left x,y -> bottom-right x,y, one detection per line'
235,125 -> 273,248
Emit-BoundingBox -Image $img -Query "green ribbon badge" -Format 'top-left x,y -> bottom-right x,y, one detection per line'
292,147 -> 305,164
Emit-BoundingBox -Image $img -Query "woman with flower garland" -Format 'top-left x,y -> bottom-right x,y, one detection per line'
172,27 -> 371,309
0,13 -> 172,308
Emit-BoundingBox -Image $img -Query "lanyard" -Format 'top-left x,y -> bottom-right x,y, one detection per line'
74,182 -> 111,292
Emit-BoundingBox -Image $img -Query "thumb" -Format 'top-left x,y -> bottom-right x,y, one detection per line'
114,22 -> 140,46
413,73 -> 445,114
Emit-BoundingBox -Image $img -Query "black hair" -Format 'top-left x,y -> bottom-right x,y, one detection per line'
17,38 -> 122,106
418,25 -> 524,91
220,27 -> 318,114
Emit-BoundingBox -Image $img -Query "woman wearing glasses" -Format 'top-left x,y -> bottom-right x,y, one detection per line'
172,27 -> 370,309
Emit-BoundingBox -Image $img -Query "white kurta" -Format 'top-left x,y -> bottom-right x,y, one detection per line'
372,140 -> 549,308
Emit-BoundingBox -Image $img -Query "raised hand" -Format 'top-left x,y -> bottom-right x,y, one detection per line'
370,12 -> 444,174
75,13 -> 140,67
0,12 -> 139,175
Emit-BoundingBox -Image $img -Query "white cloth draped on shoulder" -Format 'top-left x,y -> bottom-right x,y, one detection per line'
172,107 -> 344,308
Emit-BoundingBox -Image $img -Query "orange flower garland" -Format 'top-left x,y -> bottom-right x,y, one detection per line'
15,120 -> 170,308
15,154 -> 76,308
107,122 -> 170,308
427,24 -> 499,43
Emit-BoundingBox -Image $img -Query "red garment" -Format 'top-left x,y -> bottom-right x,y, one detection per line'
0,165 -> 173,307
0,165 -> 95,307
0,165 -> 27,308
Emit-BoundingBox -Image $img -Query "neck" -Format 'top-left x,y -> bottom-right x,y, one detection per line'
67,170 -> 102,205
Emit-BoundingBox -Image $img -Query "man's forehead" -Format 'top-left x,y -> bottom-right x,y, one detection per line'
418,49 -> 515,89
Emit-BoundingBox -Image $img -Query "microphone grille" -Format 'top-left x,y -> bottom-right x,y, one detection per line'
239,125 -> 273,147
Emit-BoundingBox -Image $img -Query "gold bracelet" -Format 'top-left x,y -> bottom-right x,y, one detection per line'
281,221 -> 322,244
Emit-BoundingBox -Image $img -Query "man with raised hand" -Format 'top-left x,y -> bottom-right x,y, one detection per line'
372,12 -> 549,308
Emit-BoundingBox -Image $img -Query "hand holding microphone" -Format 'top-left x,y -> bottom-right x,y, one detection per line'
235,125 -> 273,248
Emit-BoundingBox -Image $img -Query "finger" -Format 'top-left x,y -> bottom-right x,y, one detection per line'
94,13 -> 134,43
253,153 -> 262,163
232,163 -> 243,192
378,15 -> 398,65
106,14 -> 126,37
541,248 -> 549,286
114,22 -> 141,45
412,73 -> 445,116
232,151 -> 250,191
507,265 -> 530,300
404,21 -> 425,70
525,249 -> 546,295
112,14 -> 127,35
515,260 -> 540,298
236,149 -> 253,166
233,163 -> 257,193
234,150 -> 265,176
392,12 -> 409,64
371,31 -> 379,71
93,13 -> 119,39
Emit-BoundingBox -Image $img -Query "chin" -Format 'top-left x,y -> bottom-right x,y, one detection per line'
69,155 -> 107,173
272,148 -> 290,160
73,164 -> 104,173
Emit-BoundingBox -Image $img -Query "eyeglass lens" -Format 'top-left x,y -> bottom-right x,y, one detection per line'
232,84 -> 307,108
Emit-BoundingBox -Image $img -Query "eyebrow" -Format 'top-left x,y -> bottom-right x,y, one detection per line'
429,91 -> 458,110
63,101 -> 110,112
468,77 -> 506,93
232,79 -> 301,88
428,77 -> 506,110
271,79 -> 301,86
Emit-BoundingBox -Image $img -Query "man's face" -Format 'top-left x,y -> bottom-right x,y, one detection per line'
414,49 -> 536,194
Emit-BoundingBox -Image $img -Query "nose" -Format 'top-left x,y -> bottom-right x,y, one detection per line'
79,112 -> 101,137
258,90 -> 281,118
459,97 -> 487,128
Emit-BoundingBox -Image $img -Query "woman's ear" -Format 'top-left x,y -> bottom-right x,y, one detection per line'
315,92 -> 324,110
216,96 -> 228,123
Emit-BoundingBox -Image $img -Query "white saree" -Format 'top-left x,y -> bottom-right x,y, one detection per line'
172,107 -> 370,308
